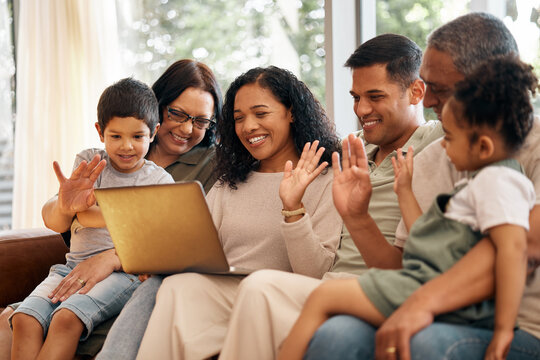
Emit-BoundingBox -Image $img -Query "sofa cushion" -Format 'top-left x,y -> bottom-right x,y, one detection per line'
0,228 -> 68,307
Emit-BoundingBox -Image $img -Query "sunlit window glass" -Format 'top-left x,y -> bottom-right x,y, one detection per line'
0,0 -> 14,229
115,0 -> 326,104
376,0 -> 538,117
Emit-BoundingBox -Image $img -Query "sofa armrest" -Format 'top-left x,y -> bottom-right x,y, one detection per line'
0,229 -> 69,308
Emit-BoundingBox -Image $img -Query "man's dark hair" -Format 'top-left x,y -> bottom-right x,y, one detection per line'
345,33 -> 422,89
97,77 -> 159,134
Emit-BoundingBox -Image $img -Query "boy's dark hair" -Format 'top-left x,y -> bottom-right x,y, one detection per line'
97,78 -> 159,134
217,66 -> 341,189
151,59 -> 222,148
451,55 -> 538,152
344,34 -> 422,90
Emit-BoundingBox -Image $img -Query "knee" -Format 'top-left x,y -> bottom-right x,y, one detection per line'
10,312 -> 40,332
305,315 -> 375,360
0,307 -> 13,335
159,273 -> 215,299
50,309 -> 83,334
410,323 -> 490,360
0,309 -> 12,360
0,307 -> 14,328
317,315 -> 371,342
161,272 -> 199,289
237,270 -> 287,298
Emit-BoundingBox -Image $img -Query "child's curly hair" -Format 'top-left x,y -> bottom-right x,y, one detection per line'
452,55 -> 538,152
215,66 -> 341,189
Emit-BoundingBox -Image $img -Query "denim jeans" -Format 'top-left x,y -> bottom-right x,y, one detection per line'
304,315 -> 540,360
11,264 -> 140,340
96,275 -> 163,360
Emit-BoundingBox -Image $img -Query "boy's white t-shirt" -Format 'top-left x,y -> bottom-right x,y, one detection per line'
66,148 -> 174,265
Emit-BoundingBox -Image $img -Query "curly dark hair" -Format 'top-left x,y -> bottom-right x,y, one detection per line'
151,59 -> 222,149
451,55 -> 538,152
216,66 -> 341,189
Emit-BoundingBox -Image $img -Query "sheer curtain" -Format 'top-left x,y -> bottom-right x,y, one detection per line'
12,0 -> 122,228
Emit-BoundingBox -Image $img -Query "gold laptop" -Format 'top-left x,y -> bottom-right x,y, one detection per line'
94,181 -> 250,275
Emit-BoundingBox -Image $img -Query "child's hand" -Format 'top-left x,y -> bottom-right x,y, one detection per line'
484,329 -> 513,360
279,141 -> 328,213
54,154 -> 107,215
391,146 -> 414,196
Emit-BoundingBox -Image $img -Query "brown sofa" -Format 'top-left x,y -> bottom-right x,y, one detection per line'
0,229 -> 105,359
0,228 -> 69,310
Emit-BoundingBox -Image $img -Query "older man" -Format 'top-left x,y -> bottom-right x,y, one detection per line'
305,12 -> 540,360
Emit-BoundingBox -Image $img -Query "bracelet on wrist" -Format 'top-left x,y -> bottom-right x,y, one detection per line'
281,206 -> 306,218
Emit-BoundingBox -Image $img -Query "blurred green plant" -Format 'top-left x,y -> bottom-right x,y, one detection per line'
376,0 -> 449,120
116,0 -> 326,104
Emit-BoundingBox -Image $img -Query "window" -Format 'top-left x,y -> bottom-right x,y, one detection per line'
6,0 -> 539,228
375,0 -> 539,117
115,0 -> 326,104
0,0 -> 14,229
504,0 -> 540,113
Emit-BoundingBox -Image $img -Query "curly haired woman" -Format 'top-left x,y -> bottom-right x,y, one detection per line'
133,66 -> 343,360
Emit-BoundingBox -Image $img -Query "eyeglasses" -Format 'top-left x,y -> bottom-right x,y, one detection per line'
166,106 -> 215,130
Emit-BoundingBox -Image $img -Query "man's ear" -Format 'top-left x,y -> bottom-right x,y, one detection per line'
150,124 -> 160,142
95,123 -> 105,143
409,79 -> 425,105
477,134 -> 495,160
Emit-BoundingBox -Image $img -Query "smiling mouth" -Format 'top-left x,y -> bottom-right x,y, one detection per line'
118,154 -> 134,160
361,119 -> 382,128
248,135 -> 268,144
172,133 -> 189,142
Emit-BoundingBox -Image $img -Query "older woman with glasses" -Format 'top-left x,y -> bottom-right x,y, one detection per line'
134,66 -> 343,360
145,59 -> 222,193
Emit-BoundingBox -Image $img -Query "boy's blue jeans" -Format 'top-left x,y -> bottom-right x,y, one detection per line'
11,263 -> 140,340
304,315 -> 540,360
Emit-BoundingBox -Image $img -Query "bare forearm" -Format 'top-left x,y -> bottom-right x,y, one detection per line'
397,188 -> 422,232
343,214 -> 403,269
491,227 -> 528,331
527,205 -> 540,260
42,195 -> 75,233
76,206 -> 106,228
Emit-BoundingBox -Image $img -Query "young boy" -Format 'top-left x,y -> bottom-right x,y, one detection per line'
9,78 -> 173,359
278,56 -> 538,360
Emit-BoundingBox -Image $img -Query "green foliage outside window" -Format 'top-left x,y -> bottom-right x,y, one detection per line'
117,0 -> 326,104
377,0 -> 447,50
